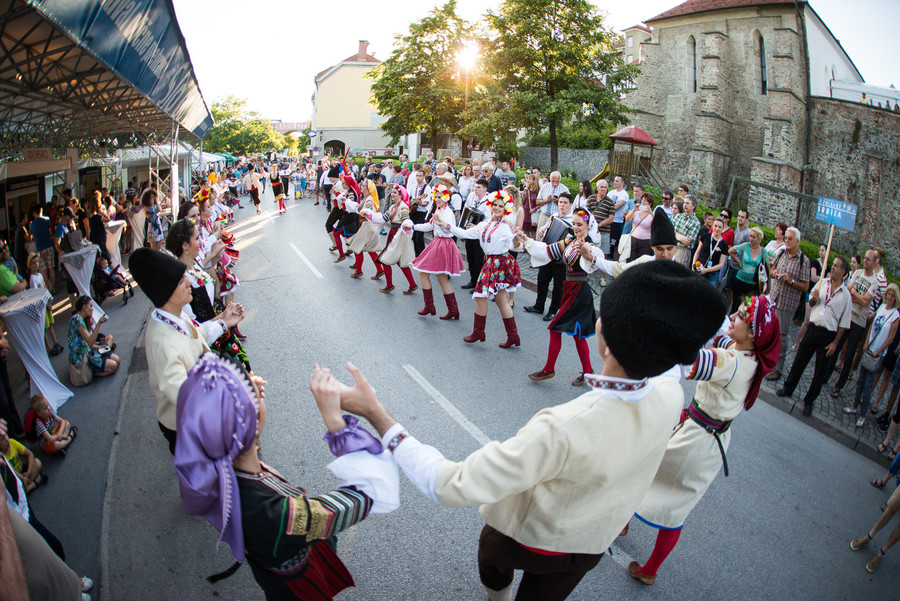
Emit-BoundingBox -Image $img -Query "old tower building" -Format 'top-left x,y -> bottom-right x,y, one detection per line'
625,0 -> 899,269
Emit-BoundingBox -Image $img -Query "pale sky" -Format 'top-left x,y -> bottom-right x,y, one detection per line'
172,0 -> 899,123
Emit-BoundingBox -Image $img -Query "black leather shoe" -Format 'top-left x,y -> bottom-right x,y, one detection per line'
802,403 -> 813,416
543,312 -> 556,322
523,305 -> 543,314
461,281 -> 476,290
776,388 -> 791,398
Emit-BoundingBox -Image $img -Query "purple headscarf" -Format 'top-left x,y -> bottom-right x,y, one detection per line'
174,353 -> 258,562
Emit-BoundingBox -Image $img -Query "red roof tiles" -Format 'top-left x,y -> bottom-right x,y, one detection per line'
647,0 -> 799,23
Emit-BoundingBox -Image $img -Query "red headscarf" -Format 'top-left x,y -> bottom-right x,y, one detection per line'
743,295 -> 781,410
342,175 -> 361,201
394,184 -> 409,207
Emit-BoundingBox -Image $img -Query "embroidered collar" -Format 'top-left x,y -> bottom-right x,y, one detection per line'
584,373 -> 649,392
152,308 -> 198,338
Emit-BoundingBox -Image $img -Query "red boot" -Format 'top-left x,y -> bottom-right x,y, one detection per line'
440,293 -> 460,320
463,314 -> 486,343
418,288 -> 436,316
499,316 -> 520,348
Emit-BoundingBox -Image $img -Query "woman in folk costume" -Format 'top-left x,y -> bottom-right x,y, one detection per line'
270,166 -> 286,214
330,175 -> 361,264
518,207 -> 600,385
197,200 -> 242,331
166,218 -> 250,370
449,190 -> 522,348
373,184 -> 418,294
627,294 -> 780,586
174,354 -> 400,600
348,178 -> 384,280
411,183 -> 465,319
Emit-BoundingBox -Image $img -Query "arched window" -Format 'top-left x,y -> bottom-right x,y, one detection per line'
688,36 -> 697,93
757,32 -> 768,95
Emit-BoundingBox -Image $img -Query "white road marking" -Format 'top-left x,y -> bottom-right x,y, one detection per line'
402,362 -> 634,568
402,364 -> 491,446
290,243 -> 324,279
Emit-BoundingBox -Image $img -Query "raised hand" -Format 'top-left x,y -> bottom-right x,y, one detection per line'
339,362 -> 397,436
309,365 -> 347,433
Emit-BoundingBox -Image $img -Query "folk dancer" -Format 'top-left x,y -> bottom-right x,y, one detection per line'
348,178 -> 385,280
373,185 -> 418,294
411,184 -> 465,318
450,190 -> 522,347
627,295 -> 780,586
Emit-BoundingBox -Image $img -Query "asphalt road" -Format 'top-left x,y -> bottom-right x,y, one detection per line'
80,189 -> 900,600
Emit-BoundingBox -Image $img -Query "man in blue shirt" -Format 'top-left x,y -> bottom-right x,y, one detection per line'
28,205 -> 54,291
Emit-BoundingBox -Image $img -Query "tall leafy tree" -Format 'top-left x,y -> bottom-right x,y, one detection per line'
205,95 -> 286,156
368,0 -> 472,151
466,0 -> 637,169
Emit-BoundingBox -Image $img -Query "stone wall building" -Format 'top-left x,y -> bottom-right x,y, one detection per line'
624,0 -> 900,272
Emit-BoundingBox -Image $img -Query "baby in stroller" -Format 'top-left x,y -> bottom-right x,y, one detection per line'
93,254 -> 134,304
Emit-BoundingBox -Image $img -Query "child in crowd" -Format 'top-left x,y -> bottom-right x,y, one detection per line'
29,394 -> 77,456
97,256 -> 133,297
27,252 -> 64,356
0,420 -> 45,492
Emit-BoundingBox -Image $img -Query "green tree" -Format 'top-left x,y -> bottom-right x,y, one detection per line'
204,95 -> 286,156
466,0 -> 637,170
368,0 -> 472,151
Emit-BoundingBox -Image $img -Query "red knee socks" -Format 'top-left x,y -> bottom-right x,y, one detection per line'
353,252 -> 364,274
368,252 -> 383,274
401,267 -> 416,288
383,265 -> 394,287
332,231 -> 344,256
574,336 -> 593,374
640,528 -> 681,577
543,331 -> 563,373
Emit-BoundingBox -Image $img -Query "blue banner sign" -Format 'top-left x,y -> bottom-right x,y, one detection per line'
815,196 -> 857,232
307,130 -> 317,138
27,0 -> 214,138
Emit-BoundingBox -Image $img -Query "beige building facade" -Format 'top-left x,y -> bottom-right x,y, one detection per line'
311,41 -> 397,157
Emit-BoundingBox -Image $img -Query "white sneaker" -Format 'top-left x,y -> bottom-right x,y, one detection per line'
80,577 -> 93,592
857,417 -> 866,428
843,406 -> 858,414
82,594 -> 91,601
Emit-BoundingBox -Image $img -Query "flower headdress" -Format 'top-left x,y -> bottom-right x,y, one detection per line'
740,295 -> 781,410
488,190 -> 514,216
432,184 -> 452,204
573,208 -> 591,222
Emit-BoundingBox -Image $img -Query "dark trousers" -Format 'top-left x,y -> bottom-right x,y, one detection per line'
281,176 -> 290,197
28,505 -> 65,560
465,238 -> 485,284
783,324 -> 839,407
325,207 -> 344,234
0,358 -> 23,435
835,321 -> 867,391
323,184 -> 333,211
478,525 -> 603,601
159,421 -> 177,456
535,262 -> 565,313
410,211 -> 427,256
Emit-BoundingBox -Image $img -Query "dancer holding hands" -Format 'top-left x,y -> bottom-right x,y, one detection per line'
410,184 -> 465,319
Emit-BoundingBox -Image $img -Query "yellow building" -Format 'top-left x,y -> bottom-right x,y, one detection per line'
311,41 -> 397,158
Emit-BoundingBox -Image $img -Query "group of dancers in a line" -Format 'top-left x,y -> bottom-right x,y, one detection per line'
118,160 -> 790,599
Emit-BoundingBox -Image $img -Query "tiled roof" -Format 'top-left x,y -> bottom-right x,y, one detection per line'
647,0 -> 798,23
315,53 -> 380,81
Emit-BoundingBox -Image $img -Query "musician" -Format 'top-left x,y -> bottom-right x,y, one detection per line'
406,169 -> 432,256
460,179 -> 491,290
523,193 -> 574,322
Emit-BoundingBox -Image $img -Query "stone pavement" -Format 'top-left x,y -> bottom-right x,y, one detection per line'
446,232 -> 895,470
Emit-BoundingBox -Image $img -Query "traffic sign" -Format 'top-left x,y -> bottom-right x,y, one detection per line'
815,197 -> 857,232
307,130 -> 317,138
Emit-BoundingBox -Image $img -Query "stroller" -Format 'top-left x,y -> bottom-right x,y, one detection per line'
91,253 -> 134,305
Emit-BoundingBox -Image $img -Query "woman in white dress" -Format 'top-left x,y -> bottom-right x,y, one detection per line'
627,294 -> 781,586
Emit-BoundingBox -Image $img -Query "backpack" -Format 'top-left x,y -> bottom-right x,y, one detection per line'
23,409 -> 38,444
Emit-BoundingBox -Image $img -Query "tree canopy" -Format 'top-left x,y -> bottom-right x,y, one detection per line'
368,0 -> 473,151
204,96 -> 287,156
465,0 -> 637,168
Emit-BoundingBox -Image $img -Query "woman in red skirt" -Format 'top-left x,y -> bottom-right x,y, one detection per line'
411,184 -> 465,319
450,190 -> 522,348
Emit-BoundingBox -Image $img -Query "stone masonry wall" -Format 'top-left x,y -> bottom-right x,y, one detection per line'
520,147 -> 610,182
626,6 -> 806,205
806,97 -> 900,275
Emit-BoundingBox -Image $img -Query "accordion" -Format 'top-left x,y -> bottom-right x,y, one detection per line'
458,207 -> 485,229
543,216 -> 573,245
